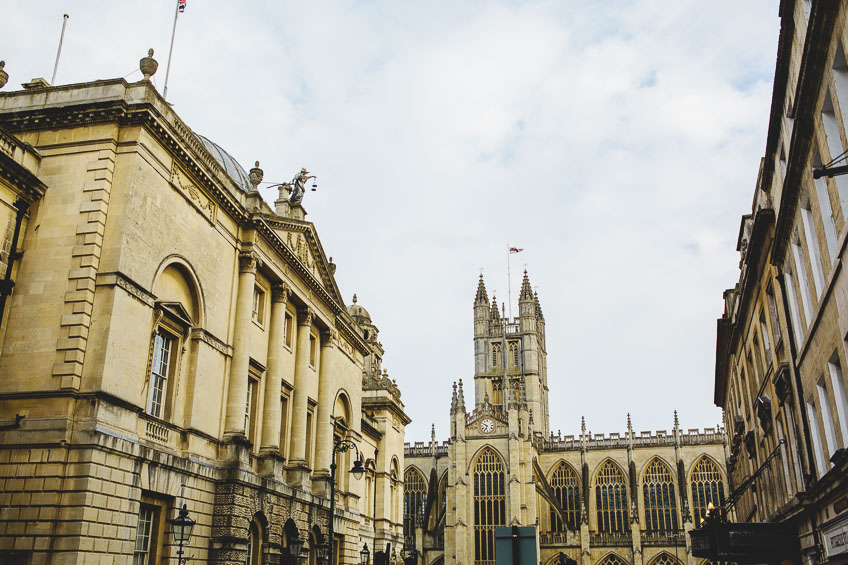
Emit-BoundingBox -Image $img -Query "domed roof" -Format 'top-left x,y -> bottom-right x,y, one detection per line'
196,133 -> 252,192
346,294 -> 372,324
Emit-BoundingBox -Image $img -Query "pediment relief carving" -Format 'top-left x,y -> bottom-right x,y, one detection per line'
170,164 -> 215,222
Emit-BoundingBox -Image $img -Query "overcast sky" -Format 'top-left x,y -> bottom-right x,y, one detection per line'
2,1 -> 780,442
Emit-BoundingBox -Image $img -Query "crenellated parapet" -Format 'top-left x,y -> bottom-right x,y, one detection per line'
536,427 -> 726,452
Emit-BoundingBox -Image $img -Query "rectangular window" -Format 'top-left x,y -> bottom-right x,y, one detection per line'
305,409 -> 314,468
813,150 -> 839,257
821,90 -> 848,215
147,331 -> 174,418
309,334 -> 317,367
791,235 -> 814,323
784,270 -> 804,345
284,312 -> 293,348
767,285 -> 782,344
252,285 -> 266,325
830,354 -> 848,447
801,198 -> 826,294
785,403 -> 804,488
245,377 -> 259,443
807,398 -> 828,477
279,395 -> 289,458
833,41 -> 848,134
818,378 -> 837,459
759,313 -> 772,366
133,503 -> 156,565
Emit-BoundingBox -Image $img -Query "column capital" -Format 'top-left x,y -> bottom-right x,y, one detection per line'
271,282 -> 291,303
238,251 -> 262,274
321,329 -> 338,347
298,307 -> 314,327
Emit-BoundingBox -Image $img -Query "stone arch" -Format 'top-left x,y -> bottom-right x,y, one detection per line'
641,457 -> 679,532
646,551 -> 683,565
596,551 -> 628,565
152,254 -> 205,327
404,465 -> 427,487
333,390 -> 352,429
639,455 -> 676,480
686,454 -> 727,484
591,457 -> 627,484
467,444 -> 507,475
429,557 -> 444,565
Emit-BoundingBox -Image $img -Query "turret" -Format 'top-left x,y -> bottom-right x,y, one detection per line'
518,270 -> 535,331
474,274 -> 489,338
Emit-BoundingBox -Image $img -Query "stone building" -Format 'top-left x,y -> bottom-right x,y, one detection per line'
714,1 -> 848,564
0,54 -> 408,565
404,273 -> 728,565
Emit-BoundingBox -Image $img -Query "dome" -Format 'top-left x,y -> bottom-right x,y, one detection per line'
196,133 -> 252,192
346,294 -> 372,324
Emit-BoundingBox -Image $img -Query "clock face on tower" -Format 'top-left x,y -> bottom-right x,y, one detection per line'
480,418 -> 495,434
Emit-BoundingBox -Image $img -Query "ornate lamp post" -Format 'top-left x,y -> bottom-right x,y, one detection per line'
328,437 -> 365,565
286,530 -> 305,563
169,504 -> 195,565
360,543 -> 370,565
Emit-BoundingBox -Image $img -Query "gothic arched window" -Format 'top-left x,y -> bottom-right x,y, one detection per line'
473,447 -> 506,565
643,458 -> 678,532
649,552 -> 682,565
492,344 -> 501,368
595,460 -> 628,533
690,457 -> 725,527
549,462 -> 581,531
509,341 -> 519,368
404,468 -> 427,538
598,554 -> 628,565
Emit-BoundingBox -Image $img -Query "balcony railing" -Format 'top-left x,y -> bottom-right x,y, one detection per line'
640,530 -> 686,547
538,532 -> 570,546
589,531 -> 631,547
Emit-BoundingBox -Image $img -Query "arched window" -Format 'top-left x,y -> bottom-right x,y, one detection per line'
492,344 -> 501,368
509,341 -> 519,368
404,468 -> 427,538
549,462 -> 581,531
595,460 -> 628,533
473,447 -> 506,565
690,457 -> 725,527
597,553 -> 628,565
643,458 -> 678,532
649,552 -> 682,565
246,519 -> 262,565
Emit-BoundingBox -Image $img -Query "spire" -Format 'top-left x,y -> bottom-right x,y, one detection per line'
674,410 -> 680,431
627,413 -> 633,448
431,423 -> 436,445
519,270 -> 533,301
490,294 -> 500,320
475,274 -> 489,305
451,382 -> 458,414
457,379 -> 466,411
534,290 -> 544,320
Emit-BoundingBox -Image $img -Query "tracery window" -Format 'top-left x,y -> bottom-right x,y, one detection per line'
649,553 -> 681,565
643,458 -> 678,531
598,554 -> 628,565
595,460 -> 628,533
549,462 -> 580,531
404,468 -> 427,538
473,447 -> 506,565
509,341 -> 519,368
492,343 -> 501,368
690,457 -> 725,527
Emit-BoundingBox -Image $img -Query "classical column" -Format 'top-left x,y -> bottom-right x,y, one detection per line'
224,251 -> 259,439
313,328 -> 337,496
287,307 -> 314,486
260,283 -> 290,455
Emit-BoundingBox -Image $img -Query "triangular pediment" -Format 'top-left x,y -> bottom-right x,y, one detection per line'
257,215 -> 345,307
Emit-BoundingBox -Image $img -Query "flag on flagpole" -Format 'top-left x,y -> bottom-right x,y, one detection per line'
509,247 -> 523,253
178,0 -> 186,13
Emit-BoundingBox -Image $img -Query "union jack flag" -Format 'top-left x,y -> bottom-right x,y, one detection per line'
509,247 -> 523,253
178,0 -> 186,13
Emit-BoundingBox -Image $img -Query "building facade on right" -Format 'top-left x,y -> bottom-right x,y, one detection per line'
714,2 -> 848,564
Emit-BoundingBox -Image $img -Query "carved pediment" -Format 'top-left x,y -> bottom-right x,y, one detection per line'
170,164 -> 216,222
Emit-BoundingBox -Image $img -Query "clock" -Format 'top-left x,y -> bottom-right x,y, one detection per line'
480,418 -> 495,434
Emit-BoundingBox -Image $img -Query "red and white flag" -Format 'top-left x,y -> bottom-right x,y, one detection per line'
509,247 -> 523,253
178,0 -> 186,13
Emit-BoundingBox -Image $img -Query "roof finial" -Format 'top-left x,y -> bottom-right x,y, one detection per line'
140,48 -> 158,81
674,409 -> 679,430
352,293 -> 357,304
0,61 -> 8,90
581,416 -> 586,434
248,161 -> 263,191
627,412 -> 632,433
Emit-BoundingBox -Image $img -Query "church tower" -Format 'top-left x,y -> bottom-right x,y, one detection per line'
472,271 -> 549,436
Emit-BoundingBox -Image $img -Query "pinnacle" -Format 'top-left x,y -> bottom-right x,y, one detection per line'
519,270 -> 533,301
475,274 -> 489,304
490,294 -> 500,319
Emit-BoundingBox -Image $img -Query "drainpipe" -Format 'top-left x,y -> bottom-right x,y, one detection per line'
0,199 -> 29,324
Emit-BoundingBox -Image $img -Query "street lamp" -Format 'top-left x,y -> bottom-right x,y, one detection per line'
328,437 -> 364,565
286,530 -> 305,561
317,542 -> 329,563
169,504 -> 195,565
360,543 -> 370,565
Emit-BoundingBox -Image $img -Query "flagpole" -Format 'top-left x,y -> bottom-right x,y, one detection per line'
163,0 -> 181,101
507,245 -> 513,321
51,14 -> 69,85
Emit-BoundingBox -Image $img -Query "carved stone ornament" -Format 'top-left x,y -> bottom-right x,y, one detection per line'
140,49 -> 158,80
271,283 -> 291,304
238,252 -> 260,274
248,161 -> 263,190
0,61 -> 7,89
298,307 -> 314,327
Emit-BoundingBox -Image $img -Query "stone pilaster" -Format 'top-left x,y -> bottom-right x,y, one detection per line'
224,251 -> 259,440
259,283 -> 290,476
312,328 -> 337,496
287,307 -> 314,487
52,146 -> 116,390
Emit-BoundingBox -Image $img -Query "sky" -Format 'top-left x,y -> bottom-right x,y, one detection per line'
2,1 -> 781,442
